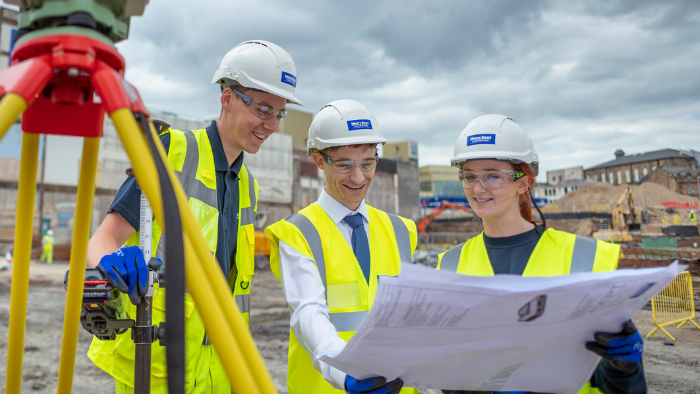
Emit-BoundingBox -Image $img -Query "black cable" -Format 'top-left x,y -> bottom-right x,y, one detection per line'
136,114 -> 185,394
529,188 -> 547,233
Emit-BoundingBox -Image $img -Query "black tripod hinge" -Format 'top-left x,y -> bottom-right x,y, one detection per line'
131,325 -> 157,344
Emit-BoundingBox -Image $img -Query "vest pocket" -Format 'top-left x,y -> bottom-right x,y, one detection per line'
327,282 -> 362,309
236,225 -> 256,286
189,198 -> 219,252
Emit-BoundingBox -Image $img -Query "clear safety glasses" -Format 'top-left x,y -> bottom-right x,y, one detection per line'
231,88 -> 288,123
458,170 -> 525,190
319,152 -> 378,173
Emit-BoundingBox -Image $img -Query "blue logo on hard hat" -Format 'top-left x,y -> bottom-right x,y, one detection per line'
347,119 -> 372,131
281,72 -> 297,87
467,134 -> 496,146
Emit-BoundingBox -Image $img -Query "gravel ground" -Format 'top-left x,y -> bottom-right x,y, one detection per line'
0,260 -> 699,393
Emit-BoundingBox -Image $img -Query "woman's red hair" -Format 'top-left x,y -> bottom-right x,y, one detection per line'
512,163 -> 537,222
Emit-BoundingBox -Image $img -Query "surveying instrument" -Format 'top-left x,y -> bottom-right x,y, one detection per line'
0,1 -> 276,393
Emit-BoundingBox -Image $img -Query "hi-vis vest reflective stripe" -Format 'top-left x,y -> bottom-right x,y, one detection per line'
124,127 -> 257,318
285,209 -> 412,331
266,203 -> 418,394
88,127 -> 257,393
437,228 -> 620,394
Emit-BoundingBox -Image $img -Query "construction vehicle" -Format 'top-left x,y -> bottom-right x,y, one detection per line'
593,187 -> 642,243
418,200 -> 472,241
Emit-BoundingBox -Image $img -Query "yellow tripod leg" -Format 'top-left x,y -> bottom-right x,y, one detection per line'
110,110 -> 272,393
57,137 -> 100,394
184,237 -> 260,394
5,132 -> 40,394
144,122 -> 277,393
0,93 -> 27,142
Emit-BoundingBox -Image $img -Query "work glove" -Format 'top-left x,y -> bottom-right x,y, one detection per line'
345,375 -> 403,394
585,320 -> 643,374
97,246 -> 159,306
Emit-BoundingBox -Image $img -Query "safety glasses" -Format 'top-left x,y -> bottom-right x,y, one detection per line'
458,170 -> 525,190
319,152 -> 378,173
231,88 -> 287,123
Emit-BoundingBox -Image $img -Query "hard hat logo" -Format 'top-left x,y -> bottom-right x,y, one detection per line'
281,72 -> 297,87
467,134 -> 496,146
348,120 -> 372,131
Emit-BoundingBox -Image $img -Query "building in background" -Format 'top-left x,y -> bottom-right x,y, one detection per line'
0,6 -> 18,70
584,148 -> 699,196
419,165 -> 463,202
244,132 -> 294,226
547,166 -> 584,185
278,108 -> 313,151
367,140 -> 420,221
529,165 -> 587,204
531,180 -> 586,204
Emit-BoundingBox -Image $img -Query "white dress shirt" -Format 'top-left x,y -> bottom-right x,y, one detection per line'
278,188 -> 370,390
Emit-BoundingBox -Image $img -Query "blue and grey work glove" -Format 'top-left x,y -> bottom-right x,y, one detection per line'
97,245 -> 161,306
345,375 -> 403,394
585,320 -> 643,373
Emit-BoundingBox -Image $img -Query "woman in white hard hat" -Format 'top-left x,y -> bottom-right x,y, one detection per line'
438,115 -> 646,394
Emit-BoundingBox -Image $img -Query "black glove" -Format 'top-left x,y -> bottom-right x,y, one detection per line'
345,375 -> 404,394
585,320 -> 643,374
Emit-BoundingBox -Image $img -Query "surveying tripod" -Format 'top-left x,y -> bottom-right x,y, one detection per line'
0,1 -> 276,393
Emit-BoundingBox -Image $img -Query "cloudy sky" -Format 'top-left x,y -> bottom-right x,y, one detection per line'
17,0 -> 700,182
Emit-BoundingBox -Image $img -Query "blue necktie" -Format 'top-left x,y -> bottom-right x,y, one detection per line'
343,213 -> 371,284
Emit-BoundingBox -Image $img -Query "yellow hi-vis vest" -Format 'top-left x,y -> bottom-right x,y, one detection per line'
437,228 -> 620,394
42,234 -> 54,247
266,203 -> 419,394
88,127 -> 258,393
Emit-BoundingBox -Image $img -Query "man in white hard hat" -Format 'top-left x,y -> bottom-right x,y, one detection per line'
84,40 -> 303,393
266,100 -> 417,394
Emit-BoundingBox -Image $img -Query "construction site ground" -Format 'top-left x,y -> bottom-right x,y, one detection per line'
0,260 -> 699,393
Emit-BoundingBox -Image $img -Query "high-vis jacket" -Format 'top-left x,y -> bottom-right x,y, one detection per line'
88,127 -> 258,393
437,228 -> 620,394
266,203 -> 418,394
42,234 -> 54,247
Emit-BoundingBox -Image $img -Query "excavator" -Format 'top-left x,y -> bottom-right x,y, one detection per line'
418,200 -> 472,241
592,187 -> 642,243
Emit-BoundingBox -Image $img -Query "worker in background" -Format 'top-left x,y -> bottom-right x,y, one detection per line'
40,229 -> 54,265
266,100 -> 416,394
84,40 -> 304,393
690,210 -> 696,224
437,115 -> 646,394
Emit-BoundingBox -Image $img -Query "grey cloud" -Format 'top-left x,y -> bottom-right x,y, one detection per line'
90,0 -> 700,176
365,0 -> 547,75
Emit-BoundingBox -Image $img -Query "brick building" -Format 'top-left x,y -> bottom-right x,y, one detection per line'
546,166 -> 584,185
584,149 -> 697,194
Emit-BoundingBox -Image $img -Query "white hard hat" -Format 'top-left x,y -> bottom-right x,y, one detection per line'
47,229 -> 53,236
451,114 -> 539,176
211,40 -> 304,106
307,100 -> 388,157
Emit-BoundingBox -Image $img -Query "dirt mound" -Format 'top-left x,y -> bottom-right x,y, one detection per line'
551,182 -> 699,208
